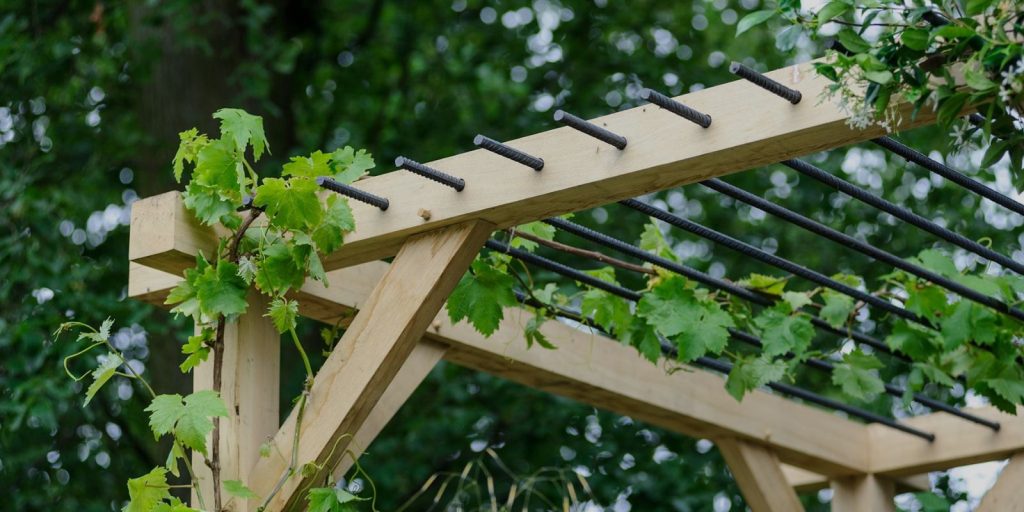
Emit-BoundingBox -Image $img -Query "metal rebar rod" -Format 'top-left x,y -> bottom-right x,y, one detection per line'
543,217 -> 900,356
489,240 -> 936,440
728,62 -> 802,104
701,179 -> 1024,322
394,156 -> 466,191
872,137 -> 1024,217
473,134 -> 544,170
783,159 -> 1024,276
553,110 -> 628,149
316,176 -> 390,211
619,198 -> 929,326
639,88 -> 712,128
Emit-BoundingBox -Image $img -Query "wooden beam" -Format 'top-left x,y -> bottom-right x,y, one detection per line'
129,262 -> 870,476
717,438 -> 804,512
129,60 -> 945,275
246,221 -> 492,511
830,475 -> 895,512
976,453 -> 1024,511
331,340 -> 447,480
191,292 -> 280,511
781,465 -> 929,494
868,407 -> 1024,476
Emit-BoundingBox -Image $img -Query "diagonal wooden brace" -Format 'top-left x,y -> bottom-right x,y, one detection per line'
717,438 -> 805,512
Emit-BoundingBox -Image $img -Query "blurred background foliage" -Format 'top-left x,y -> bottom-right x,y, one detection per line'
1,0 -> 1018,510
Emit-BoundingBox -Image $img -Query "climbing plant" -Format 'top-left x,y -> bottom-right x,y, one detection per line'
738,1 -> 1024,182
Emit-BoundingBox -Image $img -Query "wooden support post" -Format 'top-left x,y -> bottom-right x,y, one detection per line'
830,475 -> 895,512
247,221 -> 492,511
976,453 -> 1024,511
192,292 -> 280,511
717,438 -> 805,512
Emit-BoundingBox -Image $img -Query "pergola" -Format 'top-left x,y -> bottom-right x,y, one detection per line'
128,58 -> 1024,511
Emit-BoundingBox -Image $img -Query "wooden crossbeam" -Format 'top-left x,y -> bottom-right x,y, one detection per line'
868,407 -> 1024,476
129,60 -> 944,275
246,221 -> 492,511
781,465 -> 929,494
129,263 -> 869,477
717,438 -> 804,512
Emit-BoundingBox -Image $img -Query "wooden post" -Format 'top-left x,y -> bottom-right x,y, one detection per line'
830,475 -> 895,512
192,292 -> 280,511
976,453 -> 1024,511
247,221 -> 493,511
717,438 -> 805,512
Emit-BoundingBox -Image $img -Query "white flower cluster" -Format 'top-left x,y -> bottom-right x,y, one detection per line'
999,59 -> 1024,105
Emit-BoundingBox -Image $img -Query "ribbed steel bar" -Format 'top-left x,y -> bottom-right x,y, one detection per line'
639,88 -> 712,128
488,239 -> 937,440
728,62 -> 802,104
872,137 -> 1024,217
473,134 -> 544,170
394,156 -> 466,191
701,178 -> 1024,322
783,159 -> 1024,276
619,198 -> 930,325
553,110 -> 628,149
316,176 -> 389,210
543,217 -> 899,356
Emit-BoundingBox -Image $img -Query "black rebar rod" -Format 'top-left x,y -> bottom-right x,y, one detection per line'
394,156 -> 466,191
702,179 -> 1024,322
728,62 -> 802,104
639,88 -> 712,128
553,110 -> 627,149
872,137 -> 1024,217
783,159 -> 1024,276
316,176 -> 389,210
490,240 -> 936,440
473,134 -> 544,170
619,198 -> 930,326
543,217 -> 900,357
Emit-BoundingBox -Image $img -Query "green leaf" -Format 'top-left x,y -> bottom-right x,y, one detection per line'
192,137 -> 244,197
863,69 -> 893,85
638,222 -> 677,262
84,353 -> 121,406
832,350 -> 885,401
753,306 -> 814,357
836,29 -> 871,53
736,9 -> 775,36
726,356 -> 787,401
816,1 -> 850,25
224,480 -> 258,499
820,291 -> 855,328
985,378 -> 1024,409
774,25 -> 802,52
900,28 -> 930,51
524,314 -> 556,349
144,391 -> 228,455
125,468 -> 172,512
213,108 -> 269,160
782,291 -> 812,311
330,146 -> 375,183
886,320 -> 940,359
267,297 -> 298,334
183,182 -> 238,227
195,260 -> 249,318
939,301 -> 973,350
254,177 -> 323,232
312,196 -> 356,254
916,249 -> 958,278
913,362 -> 956,388
307,487 -> 362,512
282,150 -> 332,179
964,64 -> 998,91
638,277 -> 733,361
738,273 -> 787,295
172,128 -> 209,183
905,284 -> 948,323
965,0 -> 996,16
510,221 -> 556,251
446,259 -> 518,336
255,241 -> 307,295
936,93 -> 969,127
915,491 -> 951,512
932,25 -> 976,41
580,287 -> 633,335
147,394 -> 186,438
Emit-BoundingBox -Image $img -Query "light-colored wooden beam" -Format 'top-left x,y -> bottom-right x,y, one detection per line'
868,407 -> 1024,476
130,263 -> 870,477
129,60 -> 945,275
717,438 -> 804,512
830,475 -> 895,512
975,453 -> 1024,511
781,465 -> 929,494
247,221 -> 492,511
192,292 -> 280,511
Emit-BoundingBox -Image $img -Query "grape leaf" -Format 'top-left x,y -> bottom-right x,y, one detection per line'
172,128 -> 209,183
255,242 -> 307,295
254,177 -> 323,232
524,314 -> 556,349
183,182 -> 238,226
447,259 -> 518,336
819,290 -> 855,328
282,150 -> 332,179
144,390 -> 228,455
125,468 -> 172,512
510,221 -> 556,251
726,356 -> 786,401
905,284 -> 948,323
738,273 -> 787,295
886,320 -> 940,359
312,195 -> 355,254
84,353 -> 122,406
580,288 -> 633,335
782,291 -> 812,311
832,350 -> 885,401
636,276 -> 693,337
638,222 -> 678,262
194,260 -> 249,318
940,301 -> 973,349
267,297 -> 298,334
307,487 -> 362,512
753,306 -> 814,357
638,277 -> 733,361
330,146 -> 375,183
180,332 -> 211,373
224,480 -> 258,499
213,108 -> 269,160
